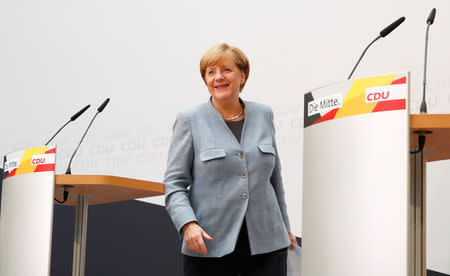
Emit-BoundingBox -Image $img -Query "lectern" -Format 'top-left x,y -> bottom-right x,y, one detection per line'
302,72 -> 450,276
0,146 -> 164,276
303,73 -> 410,276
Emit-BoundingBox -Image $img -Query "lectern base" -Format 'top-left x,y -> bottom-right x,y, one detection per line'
410,152 -> 426,276
72,195 -> 88,276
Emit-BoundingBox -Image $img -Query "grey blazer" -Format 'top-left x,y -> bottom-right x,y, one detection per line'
164,99 -> 291,257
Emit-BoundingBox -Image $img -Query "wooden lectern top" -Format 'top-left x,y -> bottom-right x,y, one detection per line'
410,114 -> 450,162
54,174 -> 165,206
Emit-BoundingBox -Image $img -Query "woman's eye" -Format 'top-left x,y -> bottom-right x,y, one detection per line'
207,70 -> 214,75
224,68 -> 231,72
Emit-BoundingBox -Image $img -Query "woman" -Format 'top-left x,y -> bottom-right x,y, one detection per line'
164,43 -> 297,276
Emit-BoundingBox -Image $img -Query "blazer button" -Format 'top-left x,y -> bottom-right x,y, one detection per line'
242,193 -> 248,199
241,172 -> 247,178
239,152 -> 245,158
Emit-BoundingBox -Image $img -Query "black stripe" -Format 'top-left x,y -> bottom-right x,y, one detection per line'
428,269 -> 450,276
304,92 -> 321,128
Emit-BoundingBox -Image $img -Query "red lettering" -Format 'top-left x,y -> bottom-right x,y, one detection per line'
32,158 -> 45,165
374,93 -> 381,100
367,90 -> 391,102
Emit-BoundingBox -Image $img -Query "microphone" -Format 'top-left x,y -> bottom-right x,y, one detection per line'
379,17 -> 406,37
347,17 -> 406,79
65,98 -> 110,174
427,8 -> 436,25
45,105 -> 91,146
97,98 -> 110,112
420,8 -> 437,114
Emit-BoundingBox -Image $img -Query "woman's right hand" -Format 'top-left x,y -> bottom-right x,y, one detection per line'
182,222 -> 214,255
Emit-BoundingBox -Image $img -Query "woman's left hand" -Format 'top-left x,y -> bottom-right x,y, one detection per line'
288,232 -> 298,250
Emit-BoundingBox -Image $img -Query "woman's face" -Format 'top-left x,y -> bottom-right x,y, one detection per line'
204,55 -> 245,104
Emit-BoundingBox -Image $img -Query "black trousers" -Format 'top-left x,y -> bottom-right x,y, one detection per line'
183,220 -> 287,276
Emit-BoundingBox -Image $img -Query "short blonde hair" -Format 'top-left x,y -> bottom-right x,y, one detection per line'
200,43 -> 250,91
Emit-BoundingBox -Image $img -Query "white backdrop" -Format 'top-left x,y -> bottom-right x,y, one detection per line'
1,0 -> 449,273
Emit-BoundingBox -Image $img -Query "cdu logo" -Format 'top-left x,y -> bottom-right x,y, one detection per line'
365,84 -> 406,104
31,154 -> 55,166
31,158 -> 46,165
366,90 -> 390,102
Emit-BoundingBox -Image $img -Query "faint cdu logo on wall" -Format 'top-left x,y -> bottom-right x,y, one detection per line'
365,84 -> 407,103
307,94 -> 343,117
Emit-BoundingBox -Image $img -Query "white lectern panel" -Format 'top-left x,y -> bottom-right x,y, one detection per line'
302,74 -> 410,276
0,146 -> 56,276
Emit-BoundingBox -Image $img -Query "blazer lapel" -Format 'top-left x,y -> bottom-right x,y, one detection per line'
240,99 -> 251,148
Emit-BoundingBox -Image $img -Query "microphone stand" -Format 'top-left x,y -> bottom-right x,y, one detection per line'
347,36 -> 381,79
65,112 -> 99,174
412,9 -> 436,154
44,104 -> 90,146
45,121 -> 71,146
420,24 -> 431,114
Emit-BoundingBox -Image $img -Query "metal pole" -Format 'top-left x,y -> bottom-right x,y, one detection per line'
409,152 -> 426,276
72,195 -> 88,276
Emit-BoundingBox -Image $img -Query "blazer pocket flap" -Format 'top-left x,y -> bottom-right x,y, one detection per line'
200,148 -> 226,161
258,144 -> 276,155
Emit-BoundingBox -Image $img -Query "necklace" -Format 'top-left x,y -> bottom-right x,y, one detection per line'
223,107 -> 244,121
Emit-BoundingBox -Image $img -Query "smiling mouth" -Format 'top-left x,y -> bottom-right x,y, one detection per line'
215,84 -> 229,89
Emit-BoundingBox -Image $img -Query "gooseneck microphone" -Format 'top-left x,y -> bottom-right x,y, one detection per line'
347,17 -> 406,79
45,105 -> 91,145
420,8 -> 437,114
65,98 -> 110,174
48,104 -> 90,203
411,9 -> 437,154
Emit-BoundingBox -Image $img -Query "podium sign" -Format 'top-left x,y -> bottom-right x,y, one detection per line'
0,146 -> 56,276
302,73 -> 410,276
